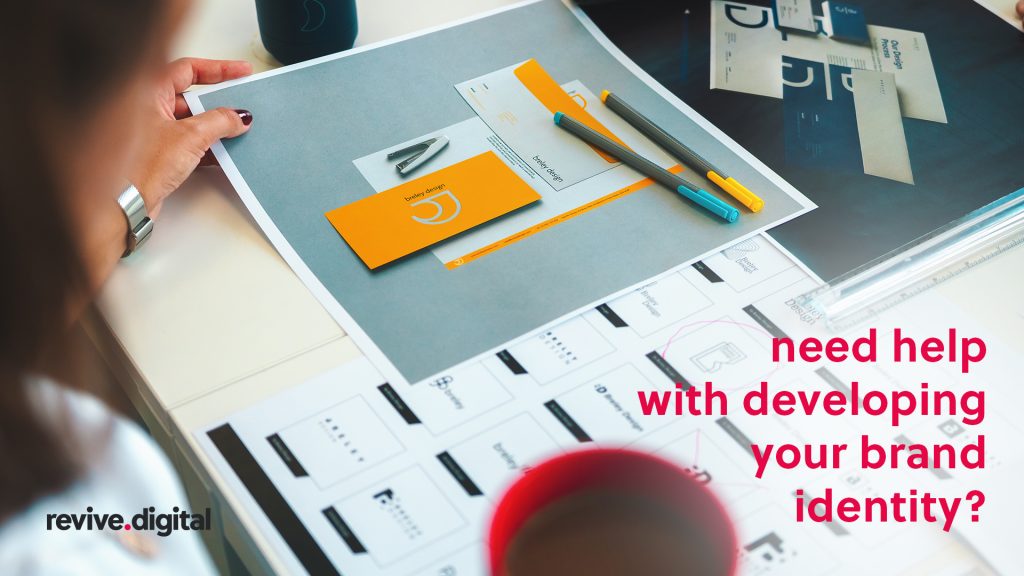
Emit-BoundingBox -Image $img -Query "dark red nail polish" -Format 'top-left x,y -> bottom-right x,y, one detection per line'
236,109 -> 253,126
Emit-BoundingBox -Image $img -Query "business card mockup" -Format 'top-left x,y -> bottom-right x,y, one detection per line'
326,151 -> 541,269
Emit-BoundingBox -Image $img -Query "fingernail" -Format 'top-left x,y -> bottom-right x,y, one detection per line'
235,109 -> 253,126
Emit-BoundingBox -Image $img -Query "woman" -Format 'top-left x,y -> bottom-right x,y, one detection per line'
1,0 -> 254,572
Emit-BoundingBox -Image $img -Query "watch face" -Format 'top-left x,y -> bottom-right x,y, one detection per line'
122,215 -> 153,258
135,218 -> 154,243
122,234 -> 138,259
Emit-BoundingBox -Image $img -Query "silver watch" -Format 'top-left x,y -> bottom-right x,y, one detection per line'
117,182 -> 153,258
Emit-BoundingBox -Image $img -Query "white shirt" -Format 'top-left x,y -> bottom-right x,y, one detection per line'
0,380 -> 215,575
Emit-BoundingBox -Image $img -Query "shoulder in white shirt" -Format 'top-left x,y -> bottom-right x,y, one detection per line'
0,379 -> 216,575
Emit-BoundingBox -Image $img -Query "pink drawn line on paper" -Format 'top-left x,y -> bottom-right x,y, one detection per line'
658,318 -> 783,392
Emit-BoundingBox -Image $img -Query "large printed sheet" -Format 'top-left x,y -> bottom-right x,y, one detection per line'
184,0 -> 813,386
195,233 -> 1020,575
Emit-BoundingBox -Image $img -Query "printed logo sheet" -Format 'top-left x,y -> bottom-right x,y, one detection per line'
197,234 -> 1009,576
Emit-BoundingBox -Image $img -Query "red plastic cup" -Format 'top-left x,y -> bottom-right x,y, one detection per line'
488,448 -> 737,576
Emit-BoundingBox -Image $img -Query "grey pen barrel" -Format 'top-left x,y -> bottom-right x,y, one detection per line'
603,92 -> 722,178
554,113 -> 701,193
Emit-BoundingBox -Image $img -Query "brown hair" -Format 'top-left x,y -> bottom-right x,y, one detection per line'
0,1 -> 163,520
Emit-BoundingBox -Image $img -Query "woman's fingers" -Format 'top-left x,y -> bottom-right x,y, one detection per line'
166,57 -> 254,95
129,108 -> 252,219
174,94 -> 191,120
181,107 -> 254,153
161,59 -> 252,119
199,150 -> 219,167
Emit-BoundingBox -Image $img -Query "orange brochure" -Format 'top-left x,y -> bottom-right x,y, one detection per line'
512,59 -> 629,163
326,151 -> 542,269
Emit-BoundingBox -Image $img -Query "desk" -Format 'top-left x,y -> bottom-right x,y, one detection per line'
84,0 -> 1022,574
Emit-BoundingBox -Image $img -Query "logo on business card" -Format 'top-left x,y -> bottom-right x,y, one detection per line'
411,190 -> 462,225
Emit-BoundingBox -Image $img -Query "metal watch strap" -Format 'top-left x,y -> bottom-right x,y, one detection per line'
117,183 -> 153,258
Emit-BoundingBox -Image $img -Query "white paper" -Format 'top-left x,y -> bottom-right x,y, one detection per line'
196,233 -> 1008,575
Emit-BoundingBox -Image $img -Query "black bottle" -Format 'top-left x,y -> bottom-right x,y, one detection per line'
254,0 -> 358,64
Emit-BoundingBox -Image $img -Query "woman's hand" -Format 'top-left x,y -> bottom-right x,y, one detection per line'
1018,0 -> 1024,30
75,57 -> 255,296
130,57 -> 254,219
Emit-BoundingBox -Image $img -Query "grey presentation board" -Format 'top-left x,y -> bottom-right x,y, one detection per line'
194,0 -> 810,383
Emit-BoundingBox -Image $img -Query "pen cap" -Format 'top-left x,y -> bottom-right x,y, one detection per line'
708,173 -> 764,212
489,448 -> 737,576
677,187 -> 741,223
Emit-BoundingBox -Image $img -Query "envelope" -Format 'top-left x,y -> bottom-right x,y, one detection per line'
852,69 -> 914,184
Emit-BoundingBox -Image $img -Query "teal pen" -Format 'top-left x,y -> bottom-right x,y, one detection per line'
553,112 -> 739,223
600,90 -> 764,212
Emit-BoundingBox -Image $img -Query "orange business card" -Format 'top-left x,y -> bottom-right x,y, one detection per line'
326,151 -> 542,269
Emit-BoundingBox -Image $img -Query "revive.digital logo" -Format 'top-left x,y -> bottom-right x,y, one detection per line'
46,506 -> 211,537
